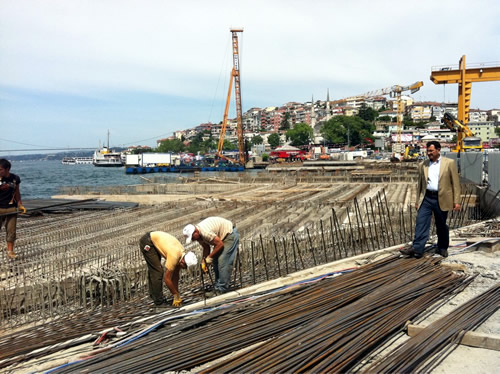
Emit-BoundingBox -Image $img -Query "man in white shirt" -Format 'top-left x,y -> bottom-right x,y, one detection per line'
400,141 -> 461,258
183,217 -> 239,294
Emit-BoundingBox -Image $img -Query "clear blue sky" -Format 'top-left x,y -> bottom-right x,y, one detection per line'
1,0 -> 499,155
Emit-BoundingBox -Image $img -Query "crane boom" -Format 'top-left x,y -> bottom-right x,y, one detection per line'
345,81 -> 423,156
430,55 -> 500,124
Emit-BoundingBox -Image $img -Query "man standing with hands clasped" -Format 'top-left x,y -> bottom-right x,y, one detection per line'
183,217 -> 239,294
400,141 -> 461,259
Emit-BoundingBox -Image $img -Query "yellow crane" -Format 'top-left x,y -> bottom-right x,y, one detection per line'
347,81 -> 423,156
217,28 -> 246,166
441,112 -> 482,152
430,55 -> 500,152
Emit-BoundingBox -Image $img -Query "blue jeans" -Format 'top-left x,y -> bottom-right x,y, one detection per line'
413,195 -> 449,256
213,228 -> 239,293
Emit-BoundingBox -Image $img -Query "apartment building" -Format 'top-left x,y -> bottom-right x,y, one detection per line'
407,102 -> 437,121
469,109 -> 488,122
431,103 -> 458,122
242,108 -> 262,133
467,121 -> 497,144
487,109 -> 500,122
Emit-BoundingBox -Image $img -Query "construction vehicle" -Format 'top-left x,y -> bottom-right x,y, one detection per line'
216,28 -> 246,166
430,55 -> 500,126
403,145 -> 420,161
346,81 -> 424,158
441,112 -> 482,152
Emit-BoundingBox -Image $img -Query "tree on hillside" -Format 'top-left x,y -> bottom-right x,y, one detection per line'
157,139 -> 186,153
286,122 -> 313,146
321,115 -> 375,146
222,139 -> 237,151
268,133 -> 281,149
251,135 -> 263,145
357,104 -> 378,122
280,112 -> 291,131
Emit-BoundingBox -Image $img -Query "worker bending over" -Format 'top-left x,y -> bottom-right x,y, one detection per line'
139,231 -> 197,307
183,217 -> 239,294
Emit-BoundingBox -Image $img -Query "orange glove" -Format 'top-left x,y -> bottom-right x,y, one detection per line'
172,295 -> 182,307
18,204 -> 27,214
201,262 -> 208,273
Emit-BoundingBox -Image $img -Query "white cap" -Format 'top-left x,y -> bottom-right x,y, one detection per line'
183,251 -> 198,268
183,224 -> 196,244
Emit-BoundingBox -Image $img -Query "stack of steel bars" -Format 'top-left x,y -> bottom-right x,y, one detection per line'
50,256 -> 472,373
363,283 -> 500,373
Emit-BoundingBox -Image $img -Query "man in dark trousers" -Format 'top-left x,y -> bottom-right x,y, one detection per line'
183,216 -> 239,294
0,159 -> 25,260
400,141 -> 461,258
139,231 -> 198,307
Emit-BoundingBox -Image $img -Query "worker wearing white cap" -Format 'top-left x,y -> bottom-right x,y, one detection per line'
183,217 -> 239,294
139,231 -> 198,307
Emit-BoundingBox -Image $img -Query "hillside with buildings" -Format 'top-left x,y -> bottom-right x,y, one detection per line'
158,94 -> 500,153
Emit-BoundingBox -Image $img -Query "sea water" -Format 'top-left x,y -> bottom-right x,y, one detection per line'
12,160 -> 260,199
10,160 -> 176,199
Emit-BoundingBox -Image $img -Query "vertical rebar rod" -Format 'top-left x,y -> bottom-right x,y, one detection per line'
259,234 -> 269,281
319,220 -> 329,263
272,237 -> 282,277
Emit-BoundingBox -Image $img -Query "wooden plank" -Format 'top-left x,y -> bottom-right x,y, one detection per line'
407,324 -> 500,351
466,237 -> 500,253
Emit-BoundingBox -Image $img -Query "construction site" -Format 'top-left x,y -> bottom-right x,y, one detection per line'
0,163 -> 499,372
1,28 -> 500,372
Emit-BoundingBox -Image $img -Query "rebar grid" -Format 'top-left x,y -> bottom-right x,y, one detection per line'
364,283 -> 500,373
47,256 -> 471,373
0,181 -> 484,330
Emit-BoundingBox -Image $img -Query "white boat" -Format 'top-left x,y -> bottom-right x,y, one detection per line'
93,147 -> 123,167
62,157 -> 93,165
62,157 -> 76,165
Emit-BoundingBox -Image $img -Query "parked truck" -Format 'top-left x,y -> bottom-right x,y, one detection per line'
125,153 -> 171,167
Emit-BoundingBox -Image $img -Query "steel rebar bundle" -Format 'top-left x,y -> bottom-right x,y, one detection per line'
363,283 -> 500,373
50,256 -> 470,373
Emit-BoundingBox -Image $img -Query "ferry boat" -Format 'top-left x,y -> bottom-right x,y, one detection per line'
62,157 -> 93,165
92,147 -> 123,167
92,130 -> 124,167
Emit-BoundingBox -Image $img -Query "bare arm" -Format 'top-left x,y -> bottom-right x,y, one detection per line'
14,184 -> 22,206
200,241 -> 211,259
164,266 -> 180,297
208,236 -> 224,259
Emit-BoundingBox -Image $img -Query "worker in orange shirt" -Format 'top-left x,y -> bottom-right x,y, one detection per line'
139,231 -> 197,307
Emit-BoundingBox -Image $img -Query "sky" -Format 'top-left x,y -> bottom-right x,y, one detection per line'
1,0 -> 499,155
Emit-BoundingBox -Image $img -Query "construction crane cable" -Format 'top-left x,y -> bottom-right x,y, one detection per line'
208,33 -> 232,124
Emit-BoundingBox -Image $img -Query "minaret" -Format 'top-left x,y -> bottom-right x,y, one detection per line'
310,95 -> 316,127
326,89 -> 331,121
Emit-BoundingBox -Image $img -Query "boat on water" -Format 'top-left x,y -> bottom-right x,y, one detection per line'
93,147 -> 123,167
93,130 -> 124,167
62,157 -> 93,165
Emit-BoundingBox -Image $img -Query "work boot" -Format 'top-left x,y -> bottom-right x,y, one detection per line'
438,249 -> 448,258
399,248 -> 423,259
399,247 -> 415,256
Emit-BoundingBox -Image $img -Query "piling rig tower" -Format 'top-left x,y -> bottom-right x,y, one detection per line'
217,28 -> 246,166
